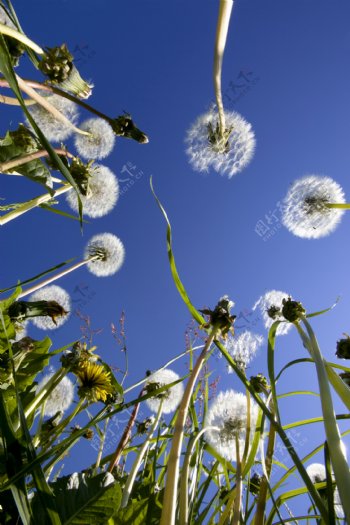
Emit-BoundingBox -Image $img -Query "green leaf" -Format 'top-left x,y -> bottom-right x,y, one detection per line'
31,472 -> 121,525
15,336 -> 52,391
0,287 -> 22,350
112,497 -> 161,525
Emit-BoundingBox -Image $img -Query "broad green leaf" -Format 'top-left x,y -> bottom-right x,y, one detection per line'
31,472 -> 121,525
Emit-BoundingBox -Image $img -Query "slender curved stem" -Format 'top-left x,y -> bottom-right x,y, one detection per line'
179,425 -> 219,525
213,0 -> 234,136
18,256 -> 98,298
0,148 -> 74,173
0,23 -> 43,54
15,75 -> 91,137
0,184 -> 72,226
120,402 -> 163,508
325,203 -> 350,209
0,92 -> 35,105
160,326 -> 218,525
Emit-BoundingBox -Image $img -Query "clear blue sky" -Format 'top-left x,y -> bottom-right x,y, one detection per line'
2,0 -> 350,512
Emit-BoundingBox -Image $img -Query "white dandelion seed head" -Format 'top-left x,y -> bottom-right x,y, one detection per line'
29,285 -> 71,330
282,175 -> 345,239
185,106 -> 256,178
26,94 -> 79,142
66,164 -> 119,218
226,331 -> 264,372
145,368 -> 184,414
85,233 -> 125,277
306,463 -> 326,484
253,290 -> 292,336
204,390 -> 259,462
36,372 -> 74,417
74,118 -> 115,160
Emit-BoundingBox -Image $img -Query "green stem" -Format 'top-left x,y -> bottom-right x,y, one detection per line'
232,437 -> 242,525
0,183 -> 72,226
0,22 -> 43,54
213,0 -> 234,136
94,417 -> 110,473
160,326 -> 218,525
325,203 -> 350,209
298,319 -> 350,523
120,402 -> 163,508
179,426 -> 219,525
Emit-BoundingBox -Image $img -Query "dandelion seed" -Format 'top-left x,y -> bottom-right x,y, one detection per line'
74,118 -> 115,160
36,372 -> 74,417
26,94 -> 79,142
226,331 -> 264,372
84,233 -> 125,277
145,369 -> 184,414
76,361 -> 115,403
204,390 -> 259,462
185,106 -> 255,178
66,164 -> 119,218
253,290 -> 292,336
29,285 -> 70,330
282,175 -> 346,239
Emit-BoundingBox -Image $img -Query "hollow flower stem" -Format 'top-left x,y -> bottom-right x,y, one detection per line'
15,75 -> 91,137
0,148 -> 74,172
325,203 -> 350,209
19,256 -> 98,299
121,402 -> 163,508
0,22 -> 44,54
297,319 -> 350,522
213,0 -> 234,137
179,425 -> 219,525
0,184 -> 72,226
160,326 -> 218,525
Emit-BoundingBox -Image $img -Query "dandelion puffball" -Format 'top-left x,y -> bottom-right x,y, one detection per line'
145,369 -> 184,414
253,290 -> 292,336
26,94 -> 79,142
226,330 -> 264,372
204,390 -> 259,462
185,106 -> 255,178
66,164 -> 119,218
36,372 -> 74,417
29,285 -> 71,330
85,233 -> 125,277
281,175 -> 345,239
74,118 -> 115,160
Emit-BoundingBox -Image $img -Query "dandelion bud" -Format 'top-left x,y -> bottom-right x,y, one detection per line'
136,417 -> 155,435
336,336 -> 350,359
38,44 -> 92,98
199,295 -> 236,339
110,114 -> 149,144
249,472 -> 263,495
68,157 -> 93,196
339,371 -> 350,387
281,297 -> 306,323
8,299 -> 68,326
253,290 -> 292,336
29,285 -> 71,330
267,305 -> 281,320
250,373 -> 270,394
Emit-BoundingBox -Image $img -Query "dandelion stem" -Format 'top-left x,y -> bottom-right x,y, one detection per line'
0,183 -> 72,226
232,436 -> 242,525
0,92 -> 35,105
213,0 -> 234,137
297,319 -> 350,523
0,148 -> 74,173
19,257 -> 98,299
120,402 -> 163,508
14,75 -> 91,137
94,417 -> 110,472
325,203 -> 350,209
107,389 -> 143,472
160,326 -> 218,525
179,426 -> 219,525
0,22 -> 44,54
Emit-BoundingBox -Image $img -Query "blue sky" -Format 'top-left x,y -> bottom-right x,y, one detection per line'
2,0 -> 350,513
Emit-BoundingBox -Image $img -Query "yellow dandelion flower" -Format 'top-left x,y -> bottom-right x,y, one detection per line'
76,361 -> 115,403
